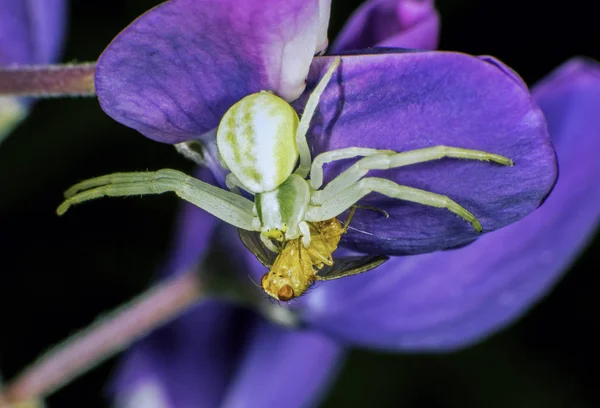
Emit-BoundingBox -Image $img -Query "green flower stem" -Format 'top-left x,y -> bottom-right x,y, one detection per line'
0,270 -> 202,405
0,63 -> 96,97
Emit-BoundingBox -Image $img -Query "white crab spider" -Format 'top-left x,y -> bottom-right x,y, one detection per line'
58,57 -> 513,251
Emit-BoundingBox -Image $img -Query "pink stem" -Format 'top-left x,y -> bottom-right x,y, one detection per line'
0,63 -> 96,97
0,271 -> 202,404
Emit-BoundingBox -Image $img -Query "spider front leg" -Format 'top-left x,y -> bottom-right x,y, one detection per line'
307,177 -> 483,232
260,233 -> 280,253
311,145 -> 513,202
294,57 -> 341,178
57,169 -> 257,231
310,147 -> 395,189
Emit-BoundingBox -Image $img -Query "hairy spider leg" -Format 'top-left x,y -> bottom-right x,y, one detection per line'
310,147 -> 395,189
311,145 -> 513,200
308,177 -> 484,231
57,169 -> 257,231
306,145 -> 513,230
294,57 -> 342,178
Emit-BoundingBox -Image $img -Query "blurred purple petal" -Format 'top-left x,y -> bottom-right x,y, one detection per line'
1,0 -> 67,142
113,302 -> 255,408
113,304 -> 341,408
0,1 -> 30,65
27,0 -> 68,63
332,0 -> 439,52
96,0 -> 331,143
221,322 -> 342,408
298,53 -> 556,255
302,57 -> 600,350
0,0 -> 67,65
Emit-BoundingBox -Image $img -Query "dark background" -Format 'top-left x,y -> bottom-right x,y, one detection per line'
1,0 -> 599,406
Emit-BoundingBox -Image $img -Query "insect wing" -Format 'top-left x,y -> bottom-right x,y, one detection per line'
237,229 -> 277,267
317,255 -> 389,281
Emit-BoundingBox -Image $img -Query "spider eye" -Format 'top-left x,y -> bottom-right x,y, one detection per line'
277,284 -> 294,301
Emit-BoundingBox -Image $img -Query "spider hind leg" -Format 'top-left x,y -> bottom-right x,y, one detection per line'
308,177 -> 483,232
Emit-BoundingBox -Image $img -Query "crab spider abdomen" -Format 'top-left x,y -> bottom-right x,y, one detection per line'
255,174 -> 310,241
217,91 -> 299,193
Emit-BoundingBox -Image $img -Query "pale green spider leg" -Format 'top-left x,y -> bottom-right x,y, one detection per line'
307,178 -> 484,231
294,56 -> 342,179
57,169 -> 257,231
225,172 -> 244,195
309,147 -> 396,189
259,233 -> 280,253
311,145 -> 513,199
308,146 -> 514,231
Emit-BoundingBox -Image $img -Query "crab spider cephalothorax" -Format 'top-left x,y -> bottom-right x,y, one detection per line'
58,57 -> 513,300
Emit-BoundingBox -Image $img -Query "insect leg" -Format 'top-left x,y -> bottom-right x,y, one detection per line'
341,205 -> 357,231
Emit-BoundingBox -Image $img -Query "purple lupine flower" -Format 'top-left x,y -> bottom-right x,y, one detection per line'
331,0 -> 439,51
95,0 -> 554,254
0,0 -> 67,143
84,0 -> 569,406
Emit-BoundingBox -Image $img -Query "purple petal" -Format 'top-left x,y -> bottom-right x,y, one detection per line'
0,1 -> 30,65
301,58 -> 600,350
96,0 -> 331,144
331,0 -> 439,52
221,322 -> 342,408
0,0 -> 67,65
112,302 -> 255,408
113,305 -> 341,408
296,52 -> 556,255
1,0 -> 66,141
